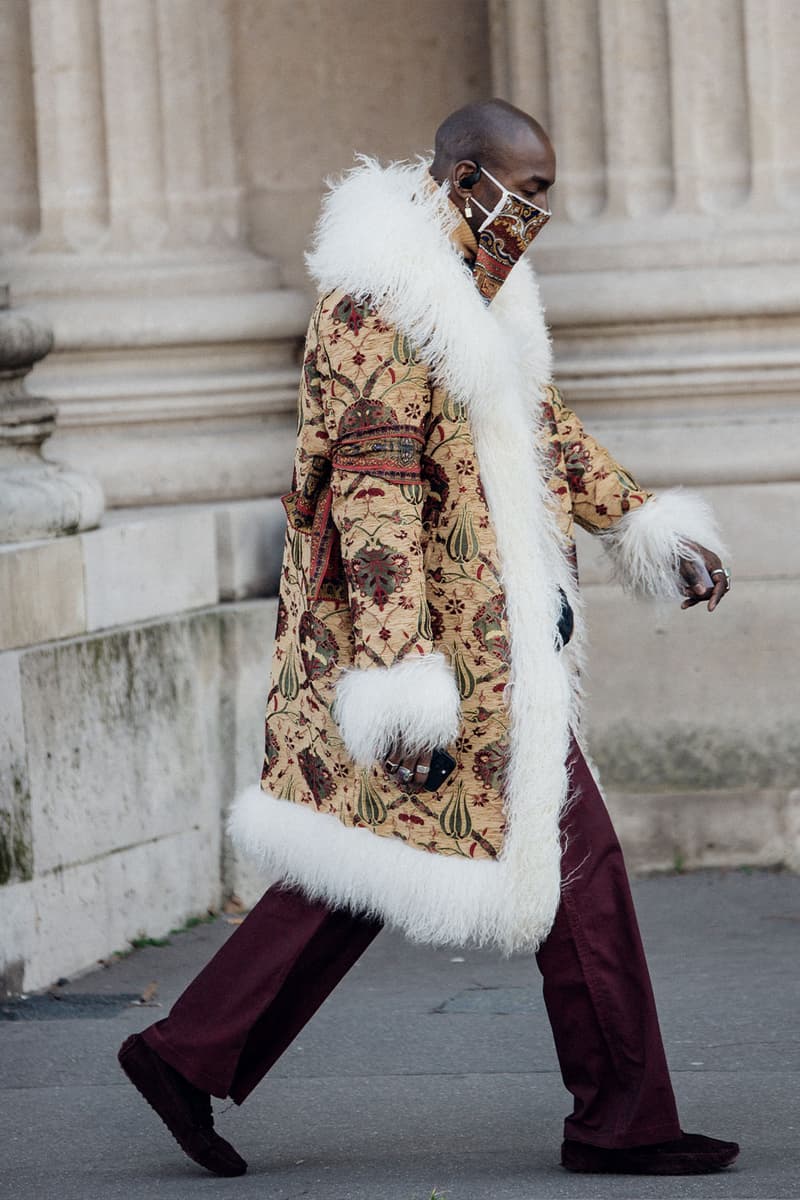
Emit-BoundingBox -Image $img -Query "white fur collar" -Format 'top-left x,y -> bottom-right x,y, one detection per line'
305,156 -> 554,416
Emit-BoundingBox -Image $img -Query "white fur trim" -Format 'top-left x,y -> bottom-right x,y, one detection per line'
332,652 -> 461,768
229,786 -> 554,953
231,158 -> 586,953
601,488 -> 729,599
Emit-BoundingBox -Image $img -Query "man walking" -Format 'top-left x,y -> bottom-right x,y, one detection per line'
119,100 -> 738,1178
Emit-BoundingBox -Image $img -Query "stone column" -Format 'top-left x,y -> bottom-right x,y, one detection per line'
3,0 -> 308,508
489,0 -> 800,485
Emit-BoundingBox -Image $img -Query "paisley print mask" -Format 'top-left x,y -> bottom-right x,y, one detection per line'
469,166 -> 551,304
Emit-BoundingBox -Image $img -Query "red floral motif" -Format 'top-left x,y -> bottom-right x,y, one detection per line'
331,293 -> 373,335
472,594 -> 510,665
427,600 -> 445,643
298,610 -> 338,680
564,440 -> 594,494
473,738 -> 510,791
348,546 -> 411,610
421,454 -> 449,529
298,747 -> 334,804
274,594 -> 288,641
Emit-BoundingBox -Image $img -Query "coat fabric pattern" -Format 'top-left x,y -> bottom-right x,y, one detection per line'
229,159 -> 724,953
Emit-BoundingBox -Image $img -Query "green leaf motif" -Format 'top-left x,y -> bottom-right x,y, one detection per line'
357,772 -> 387,825
400,481 -> 424,504
290,527 -> 304,570
446,506 -> 479,563
440,781 -> 471,840
452,648 -> 476,699
278,648 -> 300,700
417,599 -> 433,642
392,330 -> 420,365
442,392 -> 467,422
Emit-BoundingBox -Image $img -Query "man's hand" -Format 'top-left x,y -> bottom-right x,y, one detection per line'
383,740 -> 433,787
678,539 -> 731,613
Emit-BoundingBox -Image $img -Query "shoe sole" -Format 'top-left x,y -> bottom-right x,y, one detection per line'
118,1035 -> 247,1177
563,1151 -> 739,1175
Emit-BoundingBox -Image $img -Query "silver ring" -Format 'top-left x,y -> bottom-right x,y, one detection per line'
416,763 -> 430,776
384,759 -> 399,773
397,765 -> 413,783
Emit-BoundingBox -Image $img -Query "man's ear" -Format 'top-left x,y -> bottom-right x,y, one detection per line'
453,160 -> 481,199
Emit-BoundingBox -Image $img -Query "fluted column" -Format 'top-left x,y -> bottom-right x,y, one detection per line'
3,0 -> 307,509
0,0 -> 38,249
28,0 -> 108,251
491,0 -> 800,238
489,0 -> 800,487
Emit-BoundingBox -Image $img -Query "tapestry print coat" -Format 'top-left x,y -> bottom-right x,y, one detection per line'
229,158 -> 725,953
266,290 -> 651,861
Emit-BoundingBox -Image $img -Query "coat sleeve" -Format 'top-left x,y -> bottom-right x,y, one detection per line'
315,292 -> 460,767
551,385 -> 728,598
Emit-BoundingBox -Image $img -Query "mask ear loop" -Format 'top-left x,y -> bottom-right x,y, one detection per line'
463,165 -> 509,233
479,165 -> 553,220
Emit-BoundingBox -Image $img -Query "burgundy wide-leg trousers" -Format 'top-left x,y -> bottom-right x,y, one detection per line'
142,738 -> 682,1149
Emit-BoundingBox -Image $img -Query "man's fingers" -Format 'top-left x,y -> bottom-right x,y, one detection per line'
708,573 -> 727,612
679,540 -> 730,614
414,747 -> 433,783
383,741 -> 433,786
383,740 -> 403,778
680,559 -> 708,597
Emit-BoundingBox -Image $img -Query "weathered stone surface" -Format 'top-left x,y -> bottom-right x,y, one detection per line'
607,787 -> 800,875
0,537 -> 86,650
82,508 -> 218,630
217,600 -> 279,906
0,600 -> 277,993
214,497 -> 286,601
582,579 -> 800,794
0,653 -> 32,886
0,828 -> 221,995
21,613 -> 223,873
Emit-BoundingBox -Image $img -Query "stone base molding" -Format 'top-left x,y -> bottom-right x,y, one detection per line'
0,285 -> 104,543
5,257 -> 309,507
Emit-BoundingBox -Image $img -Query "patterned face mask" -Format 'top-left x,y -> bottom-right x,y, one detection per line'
469,166 -> 551,304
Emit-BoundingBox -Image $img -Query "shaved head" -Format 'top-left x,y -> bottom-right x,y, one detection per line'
430,98 -> 556,238
432,99 -> 550,177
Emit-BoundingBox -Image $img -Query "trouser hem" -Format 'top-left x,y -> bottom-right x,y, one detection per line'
564,1120 -> 683,1150
141,1025 -> 230,1100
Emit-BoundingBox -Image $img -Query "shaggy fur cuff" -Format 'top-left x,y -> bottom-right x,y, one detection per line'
601,488 -> 729,599
332,651 -> 461,768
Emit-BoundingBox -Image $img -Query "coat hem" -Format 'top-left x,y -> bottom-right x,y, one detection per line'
227,785 -> 562,955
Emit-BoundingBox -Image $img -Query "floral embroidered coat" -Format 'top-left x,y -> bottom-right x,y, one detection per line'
229,159 -> 723,953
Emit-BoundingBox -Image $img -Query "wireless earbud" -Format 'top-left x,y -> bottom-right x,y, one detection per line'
460,163 -> 482,190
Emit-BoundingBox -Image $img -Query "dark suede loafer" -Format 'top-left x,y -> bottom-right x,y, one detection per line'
562,1130 -> 740,1175
118,1033 -> 247,1177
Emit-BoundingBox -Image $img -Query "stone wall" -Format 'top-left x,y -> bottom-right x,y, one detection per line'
0,506 -> 280,995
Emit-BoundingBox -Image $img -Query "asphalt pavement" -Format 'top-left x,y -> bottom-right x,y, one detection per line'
1,867 -> 798,1200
